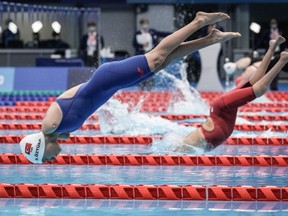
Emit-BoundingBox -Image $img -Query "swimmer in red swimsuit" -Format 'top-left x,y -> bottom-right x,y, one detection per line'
180,36 -> 288,151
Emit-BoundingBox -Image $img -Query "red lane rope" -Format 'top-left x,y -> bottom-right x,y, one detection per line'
182,123 -> 288,132
160,114 -> 288,121
1,106 -> 288,113
0,123 -> 100,130
0,183 -> 286,201
0,135 -> 153,144
1,135 -> 288,145
1,113 -> 288,122
0,153 -> 288,166
0,122 -> 288,132
0,106 -> 288,113
201,92 -> 288,101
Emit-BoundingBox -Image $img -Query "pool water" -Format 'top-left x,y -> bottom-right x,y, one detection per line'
0,89 -> 288,215
0,199 -> 287,216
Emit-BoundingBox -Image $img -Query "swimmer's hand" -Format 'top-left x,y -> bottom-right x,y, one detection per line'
58,133 -> 70,140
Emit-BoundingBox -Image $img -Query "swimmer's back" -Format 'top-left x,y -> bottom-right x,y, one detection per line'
55,64 -> 116,133
53,55 -> 153,133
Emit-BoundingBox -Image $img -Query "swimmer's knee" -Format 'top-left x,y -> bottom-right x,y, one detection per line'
145,52 -> 166,72
252,83 -> 268,97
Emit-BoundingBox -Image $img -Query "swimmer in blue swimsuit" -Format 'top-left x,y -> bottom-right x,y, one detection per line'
19,12 -> 241,164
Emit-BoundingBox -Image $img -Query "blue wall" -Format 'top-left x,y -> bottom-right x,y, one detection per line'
0,68 -> 15,91
0,67 -> 92,91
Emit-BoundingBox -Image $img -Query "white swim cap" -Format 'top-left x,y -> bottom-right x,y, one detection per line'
19,132 -> 45,164
223,62 -> 237,75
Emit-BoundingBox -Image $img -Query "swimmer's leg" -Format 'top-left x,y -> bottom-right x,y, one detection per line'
155,29 -> 240,72
253,51 -> 288,97
235,57 -> 252,69
249,36 -> 286,85
236,65 -> 258,87
145,12 -> 230,72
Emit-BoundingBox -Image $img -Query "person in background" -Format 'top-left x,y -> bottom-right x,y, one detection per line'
133,18 -> 171,89
52,31 -> 70,49
1,19 -> 20,48
258,19 -> 285,52
133,18 -> 171,55
80,22 -> 104,67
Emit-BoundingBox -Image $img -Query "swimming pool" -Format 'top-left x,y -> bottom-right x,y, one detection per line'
0,90 -> 287,215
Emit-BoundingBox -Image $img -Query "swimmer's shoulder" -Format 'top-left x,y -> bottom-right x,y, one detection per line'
42,102 -> 63,134
42,84 -> 82,134
57,84 -> 82,99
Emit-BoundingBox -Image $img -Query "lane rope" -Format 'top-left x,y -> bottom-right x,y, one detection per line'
0,122 -> 287,132
1,135 -> 288,145
0,106 -> 287,113
0,183 -> 286,201
1,113 -> 288,122
0,153 -> 287,166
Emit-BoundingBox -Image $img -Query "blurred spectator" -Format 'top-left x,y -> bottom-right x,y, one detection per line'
52,31 -> 70,49
80,21 -> 104,67
37,31 -> 70,52
1,19 -> 21,48
257,18 -> 285,52
133,18 -> 170,55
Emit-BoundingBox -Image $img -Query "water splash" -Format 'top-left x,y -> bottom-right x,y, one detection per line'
158,68 -> 209,115
97,98 -> 194,135
97,64 -> 208,135
97,63 -> 212,153
97,98 -> 199,154
152,131 -> 204,155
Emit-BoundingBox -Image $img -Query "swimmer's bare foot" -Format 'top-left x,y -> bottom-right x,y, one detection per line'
269,36 -> 286,49
208,29 -> 241,43
195,11 -> 230,27
280,51 -> 288,62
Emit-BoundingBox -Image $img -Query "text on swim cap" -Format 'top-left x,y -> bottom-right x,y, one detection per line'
34,138 -> 41,161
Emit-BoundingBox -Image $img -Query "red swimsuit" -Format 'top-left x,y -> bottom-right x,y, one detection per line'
201,82 -> 256,150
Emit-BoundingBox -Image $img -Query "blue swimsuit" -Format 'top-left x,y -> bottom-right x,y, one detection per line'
55,55 -> 153,133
